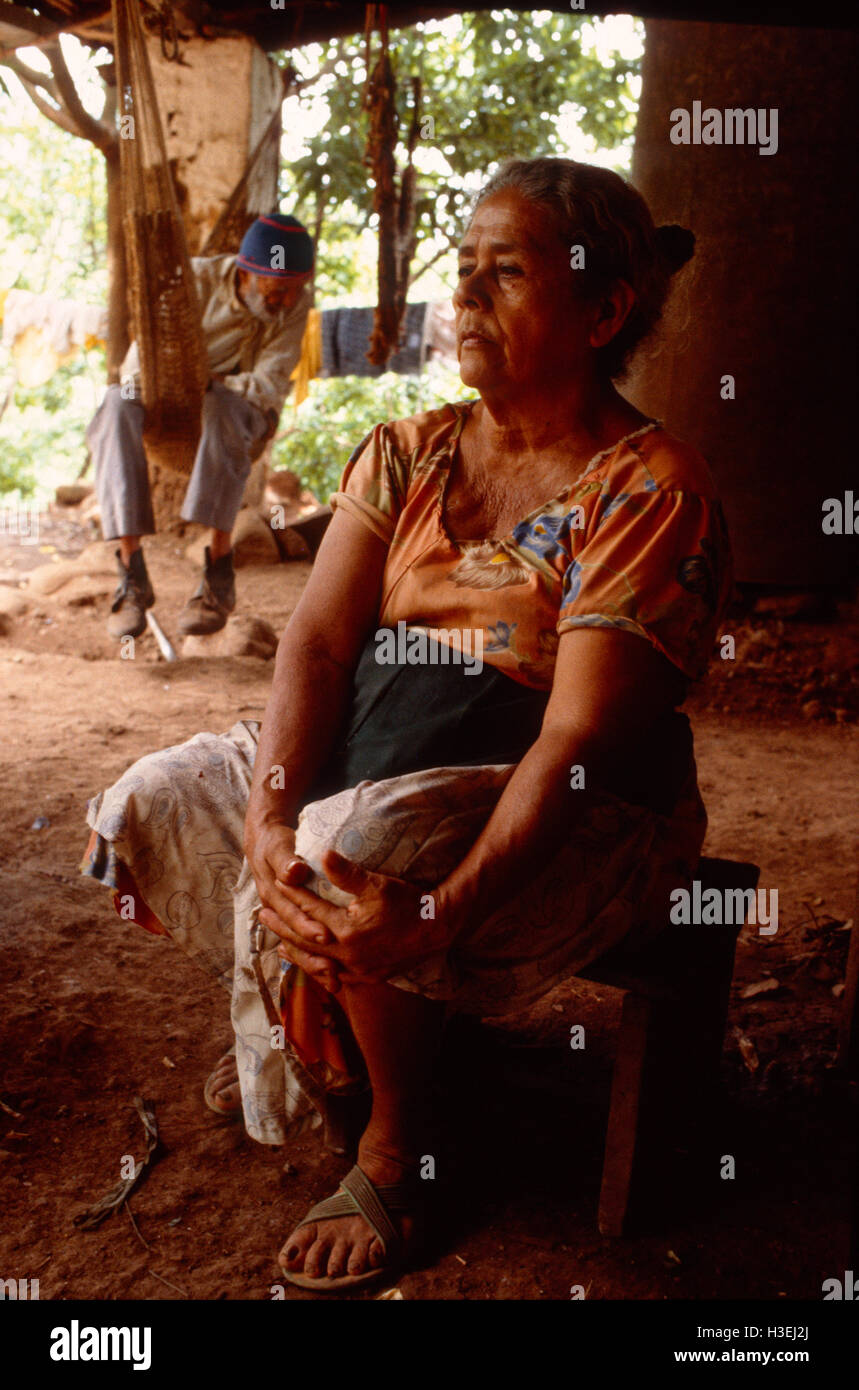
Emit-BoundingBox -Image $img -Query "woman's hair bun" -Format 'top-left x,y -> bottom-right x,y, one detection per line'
655,224 -> 695,273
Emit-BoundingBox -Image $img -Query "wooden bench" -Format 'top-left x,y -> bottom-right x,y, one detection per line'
580,854 -> 760,1236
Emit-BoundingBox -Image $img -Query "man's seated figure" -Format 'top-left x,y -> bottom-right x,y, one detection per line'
87,212 -> 314,639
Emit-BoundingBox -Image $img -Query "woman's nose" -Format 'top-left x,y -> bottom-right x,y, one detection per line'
453,268 -> 486,309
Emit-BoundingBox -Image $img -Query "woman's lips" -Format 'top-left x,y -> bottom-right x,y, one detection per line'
460,332 -> 494,346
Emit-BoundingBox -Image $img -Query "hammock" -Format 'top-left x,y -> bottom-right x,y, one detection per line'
201,91 -> 285,257
112,0 -> 208,474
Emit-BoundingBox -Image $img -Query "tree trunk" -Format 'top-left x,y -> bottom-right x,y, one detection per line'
104,144 -> 129,385
143,33 -> 282,531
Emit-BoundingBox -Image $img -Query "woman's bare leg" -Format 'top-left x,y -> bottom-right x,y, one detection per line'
279,981 -> 444,1280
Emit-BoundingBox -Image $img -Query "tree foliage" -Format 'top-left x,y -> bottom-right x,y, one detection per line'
0,77 -> 108,497
0,13 -> 641,499
282,11 -> 641,298
271,364 -> 470,502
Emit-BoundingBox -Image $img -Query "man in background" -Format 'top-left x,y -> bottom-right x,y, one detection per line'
87,211 -> 313,638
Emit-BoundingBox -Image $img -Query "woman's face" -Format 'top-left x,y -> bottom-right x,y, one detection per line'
453,188 -> 600,401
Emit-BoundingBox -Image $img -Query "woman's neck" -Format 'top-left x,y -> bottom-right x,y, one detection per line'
470,379 -> 651,464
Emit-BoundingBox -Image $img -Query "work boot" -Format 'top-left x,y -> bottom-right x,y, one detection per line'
107,548 -> 155,640
178,546 -> 236,636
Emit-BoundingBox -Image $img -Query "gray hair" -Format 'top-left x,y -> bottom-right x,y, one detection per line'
472,157 -> 694,380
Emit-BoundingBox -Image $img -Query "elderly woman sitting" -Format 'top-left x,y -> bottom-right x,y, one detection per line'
82,156 -> 732,1292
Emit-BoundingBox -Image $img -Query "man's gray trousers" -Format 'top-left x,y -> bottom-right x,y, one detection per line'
87,383 -> 270,539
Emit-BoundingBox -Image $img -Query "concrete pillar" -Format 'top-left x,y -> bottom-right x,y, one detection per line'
628,21 -> 858,588
147,33 -> 282,253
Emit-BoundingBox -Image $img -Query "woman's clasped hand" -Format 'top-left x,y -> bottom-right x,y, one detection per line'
250,820 -> 451,991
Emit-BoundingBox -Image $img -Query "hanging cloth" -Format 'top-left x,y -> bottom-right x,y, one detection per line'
112,0 -> 209,474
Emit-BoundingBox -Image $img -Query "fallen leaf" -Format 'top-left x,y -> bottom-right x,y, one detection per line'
741,977 -> 780,999
73,1097 -> 159,1230
733,1027 -> 759,1075
162,1056 -> 176,1069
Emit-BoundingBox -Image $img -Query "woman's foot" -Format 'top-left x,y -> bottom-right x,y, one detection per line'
203,1048 -> 242,1117
279,1134 -> 420,1283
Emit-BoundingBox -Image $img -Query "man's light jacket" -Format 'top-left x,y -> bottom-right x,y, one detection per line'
120,254 -> 312,419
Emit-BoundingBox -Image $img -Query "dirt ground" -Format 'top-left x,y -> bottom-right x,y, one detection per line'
0,510 -> 857,1302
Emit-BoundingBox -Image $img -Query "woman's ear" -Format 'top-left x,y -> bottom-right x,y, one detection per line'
588,279 -> 636,350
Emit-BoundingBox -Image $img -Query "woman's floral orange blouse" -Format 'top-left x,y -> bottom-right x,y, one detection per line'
330,401 -> 733,688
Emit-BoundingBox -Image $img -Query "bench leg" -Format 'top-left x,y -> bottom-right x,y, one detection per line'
598,992 -> 652,1236
599,979 -> 734,1237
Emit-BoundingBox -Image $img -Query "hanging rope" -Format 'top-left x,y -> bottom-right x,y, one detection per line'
112,0 -> 209,474
363,4 -> 420,368
157,1 -> 180,62
364,4 -> 399,368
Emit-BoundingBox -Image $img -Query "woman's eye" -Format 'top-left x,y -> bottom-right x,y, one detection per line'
457,263 -> 522,281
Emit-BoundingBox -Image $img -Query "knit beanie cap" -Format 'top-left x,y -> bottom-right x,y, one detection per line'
236,213 -> 314,278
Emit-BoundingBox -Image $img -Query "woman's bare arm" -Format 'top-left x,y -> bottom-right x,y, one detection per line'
434,626 -> 688,938
246,508 -> 387,827
242,508 -> 387,977
267,624 -> 691,985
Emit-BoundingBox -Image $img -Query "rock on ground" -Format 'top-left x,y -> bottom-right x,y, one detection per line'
0,588 -> 29,618
186,509 -> 281,570
55,485 -> 94,507
264,469 -> 303,504
181,613 -> 278,660
26,543 -> 117,597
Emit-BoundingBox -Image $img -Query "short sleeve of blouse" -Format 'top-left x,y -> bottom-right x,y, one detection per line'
329,422 -> 411,544
556,486 -> 733,680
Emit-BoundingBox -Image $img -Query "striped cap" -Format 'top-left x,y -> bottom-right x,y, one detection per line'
236,213 -> 314,279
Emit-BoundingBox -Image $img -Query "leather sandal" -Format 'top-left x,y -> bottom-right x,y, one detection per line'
281,1162 -> 421,1292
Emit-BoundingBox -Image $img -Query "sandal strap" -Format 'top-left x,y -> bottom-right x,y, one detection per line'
297,1164 -> 415,1257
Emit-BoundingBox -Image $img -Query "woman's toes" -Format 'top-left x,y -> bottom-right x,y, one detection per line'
304,1236 -> 333,1279
326,1237 -> 351,1278
367,1237 -> 386,1269
280,1209 -> 398,1282
346,1232 -> 373,1276
279,1224 -> 314,1269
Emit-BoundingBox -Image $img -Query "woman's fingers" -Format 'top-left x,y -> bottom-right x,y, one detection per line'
275,854 -> 313,887
258,903 -> 341,959
320,849 -> 375,897
260,880 -> 335,947
275,939 -> 341,993
275,879 -> 347,935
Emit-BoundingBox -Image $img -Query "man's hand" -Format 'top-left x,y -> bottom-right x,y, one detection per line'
258,850 -> 453,989
244,819 -> 341,992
